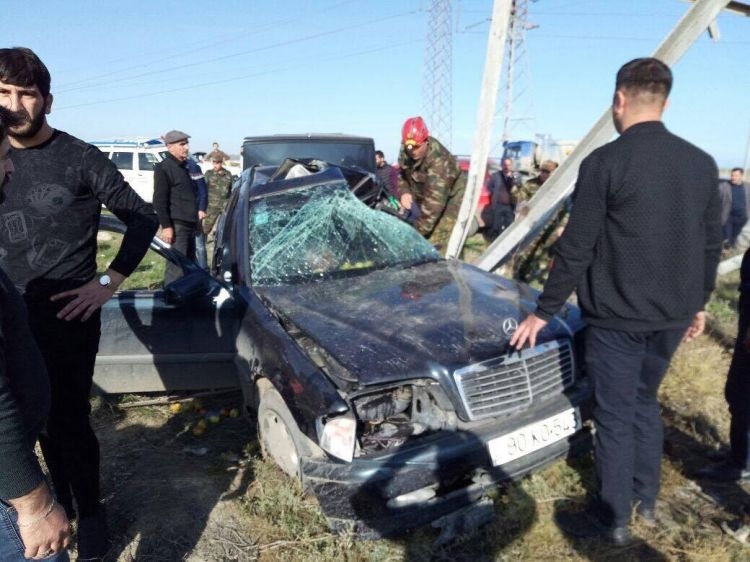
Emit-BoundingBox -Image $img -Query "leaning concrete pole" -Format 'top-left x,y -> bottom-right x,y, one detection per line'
475,0 -> 732,271
445,0 -> 513,259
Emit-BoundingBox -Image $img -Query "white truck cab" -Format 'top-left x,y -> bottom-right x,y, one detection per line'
90,138 -> 166,202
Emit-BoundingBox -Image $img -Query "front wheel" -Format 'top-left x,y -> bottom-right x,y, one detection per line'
256,380 -> 313,483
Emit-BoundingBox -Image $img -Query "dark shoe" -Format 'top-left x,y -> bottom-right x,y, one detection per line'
696,460 -> 750,482
77,508 -> 108,561
707,446 -> 731,462
554,506 -> 632,546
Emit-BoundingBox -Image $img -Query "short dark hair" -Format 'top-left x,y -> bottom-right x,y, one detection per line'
615,57 -> 672,98
375,150 -> 384,158
732,167 -> 744,175
0,47 -> 52,98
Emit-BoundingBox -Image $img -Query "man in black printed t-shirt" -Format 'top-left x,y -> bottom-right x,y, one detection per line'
0,47 -> 158,561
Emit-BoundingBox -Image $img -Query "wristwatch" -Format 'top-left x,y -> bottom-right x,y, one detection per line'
99,274 -> 112,288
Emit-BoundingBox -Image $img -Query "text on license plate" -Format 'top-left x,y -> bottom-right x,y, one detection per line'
487,408 -> 581,466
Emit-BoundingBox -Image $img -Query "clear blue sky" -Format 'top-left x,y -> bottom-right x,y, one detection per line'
4,0 -> 748,168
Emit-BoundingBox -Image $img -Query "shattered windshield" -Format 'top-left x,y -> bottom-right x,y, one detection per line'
249,182 -> 440,286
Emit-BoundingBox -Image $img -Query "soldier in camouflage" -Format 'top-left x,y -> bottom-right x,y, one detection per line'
510,160 -> 570,286
203,157 -> 233,235
397,116 -> 466,255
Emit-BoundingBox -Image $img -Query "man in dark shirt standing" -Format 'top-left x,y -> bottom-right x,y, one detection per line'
719,167 -> 750,248
511,58 -> 722,545
375,149 -> 394,195
0,108 -> 71,562
153,130 -> 198,284
481,157 -> 519,241
0,47 -> 158,560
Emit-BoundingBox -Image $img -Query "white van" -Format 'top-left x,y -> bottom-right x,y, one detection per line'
90,138 -> 166,202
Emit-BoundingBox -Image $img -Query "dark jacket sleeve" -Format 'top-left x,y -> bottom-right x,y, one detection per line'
188,159 -> 208,212
195,177 -> 208,213
0,313 -> 44,501
718,181 -> 731,225
82,148 -> 159,277
703,166 -> 724,305
152,162 -> 172,229
535,153 -> 609,321
487,172 -> 499,202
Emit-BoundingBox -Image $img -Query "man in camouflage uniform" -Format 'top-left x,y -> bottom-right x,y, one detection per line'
511,160 -> 569,286
203,157 -> 233,236
397,116 -> 466,255
512,159 -> 557,210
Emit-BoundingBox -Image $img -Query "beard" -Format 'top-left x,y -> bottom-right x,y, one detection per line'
6,106 -> 46,139
0,170 -> 8,202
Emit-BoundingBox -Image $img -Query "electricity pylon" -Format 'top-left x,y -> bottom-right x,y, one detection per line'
423,0 -> 453,148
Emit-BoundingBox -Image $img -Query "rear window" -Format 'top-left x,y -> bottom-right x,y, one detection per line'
242,140 -> 375,173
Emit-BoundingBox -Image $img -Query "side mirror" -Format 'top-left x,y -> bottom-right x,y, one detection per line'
164,272 -> 216,306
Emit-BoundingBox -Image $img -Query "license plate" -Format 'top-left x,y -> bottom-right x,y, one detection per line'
487,408 -> 581,466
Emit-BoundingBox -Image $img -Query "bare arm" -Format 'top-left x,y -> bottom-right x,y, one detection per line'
8,482 -> 70,559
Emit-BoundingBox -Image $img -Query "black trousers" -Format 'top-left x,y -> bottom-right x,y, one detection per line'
726,290 -> 750,469
585,324 -> 686,527
724,212 -> 748,248
165,220 -> 197,285
26,301 -> 102,518
480,204 -> 514,241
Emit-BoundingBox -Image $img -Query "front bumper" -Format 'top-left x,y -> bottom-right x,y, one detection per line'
301,384 -> 593,538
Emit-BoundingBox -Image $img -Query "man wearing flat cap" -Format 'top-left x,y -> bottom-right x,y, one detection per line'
154,130 -> 199,284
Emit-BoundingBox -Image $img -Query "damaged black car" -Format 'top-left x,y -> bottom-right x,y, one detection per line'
95,157 -> 592,537
209,159 -> 592,537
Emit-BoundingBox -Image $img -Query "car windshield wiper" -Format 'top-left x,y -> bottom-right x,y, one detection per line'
388,256 -> 441,270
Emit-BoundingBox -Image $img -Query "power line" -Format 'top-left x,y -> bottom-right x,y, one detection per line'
54,0 -> 358,88
56,8 -> 417,95
55,38 -> 421,111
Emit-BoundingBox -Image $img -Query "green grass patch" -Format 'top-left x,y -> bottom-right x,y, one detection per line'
97,231 -> 165,290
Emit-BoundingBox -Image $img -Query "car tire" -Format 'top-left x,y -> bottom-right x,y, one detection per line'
256,380 -> 312,484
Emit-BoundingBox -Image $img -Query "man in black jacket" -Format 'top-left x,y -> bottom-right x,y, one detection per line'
511,58 -> 722,545
153,130 -> 198,284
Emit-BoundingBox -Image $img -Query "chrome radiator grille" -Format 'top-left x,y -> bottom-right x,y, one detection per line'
453,339 -> 575,421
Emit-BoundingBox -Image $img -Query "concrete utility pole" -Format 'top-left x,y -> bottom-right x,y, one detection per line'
476,0 -> 734,272
445,0 -> 513,259
423,0 -> 453,148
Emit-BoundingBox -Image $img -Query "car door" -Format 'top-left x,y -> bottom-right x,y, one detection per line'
94,215 -> 242,394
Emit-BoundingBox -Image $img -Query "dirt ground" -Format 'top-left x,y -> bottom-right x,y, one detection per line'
86,391 -> 261,562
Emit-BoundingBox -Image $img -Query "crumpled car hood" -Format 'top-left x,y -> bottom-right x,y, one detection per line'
256,260 -> 576,386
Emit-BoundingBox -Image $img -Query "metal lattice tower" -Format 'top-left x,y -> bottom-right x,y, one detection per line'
500,0 -> 536,144
423,0 -> 453,148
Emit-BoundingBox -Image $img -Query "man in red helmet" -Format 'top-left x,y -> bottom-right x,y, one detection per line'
397,116 -> 466,254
